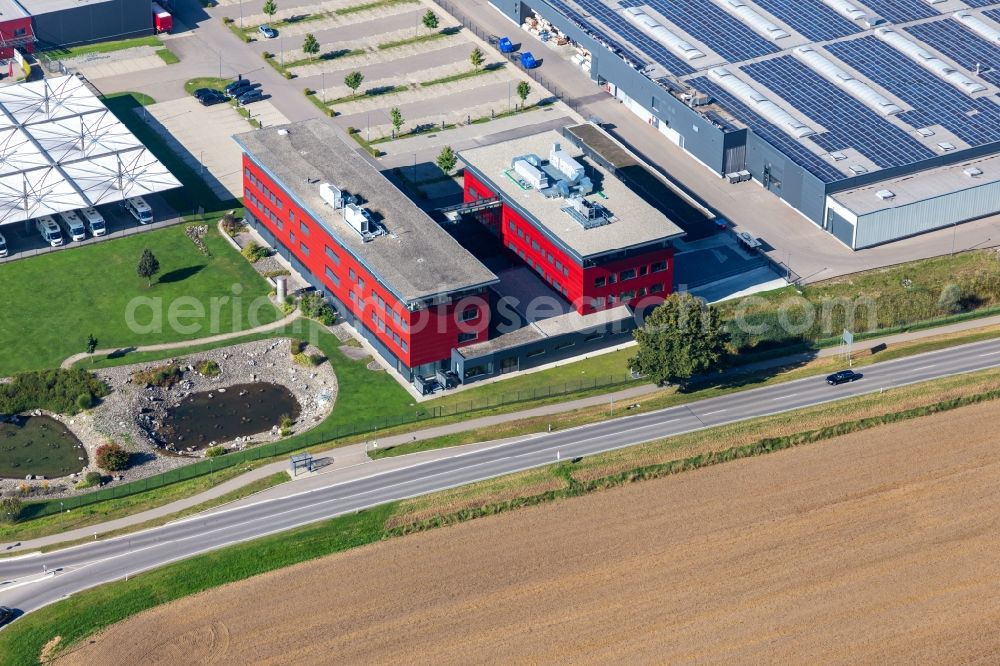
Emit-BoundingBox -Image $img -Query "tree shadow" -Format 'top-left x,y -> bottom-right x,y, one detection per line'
158,265 -> 205,284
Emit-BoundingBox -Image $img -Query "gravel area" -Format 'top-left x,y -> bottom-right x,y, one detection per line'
5,339 -> 337,500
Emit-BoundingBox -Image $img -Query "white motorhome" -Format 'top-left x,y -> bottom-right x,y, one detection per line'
36,216 -> 63,247
125,197 -> 154,225
58,209 -> 87,241
79,207 -> 106,236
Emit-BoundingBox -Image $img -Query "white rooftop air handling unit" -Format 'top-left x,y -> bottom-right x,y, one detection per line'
821,0 -> 866,21
719,0 -> 789,41
344,203 -> 382,241
954,11 -> 1000,45
549,143 -> 585,184
794,47 -> 901,116
874,29 -> 986,95
513,158 -> 548,189
707,68 -> 816,138
319,182 -> 344,209
875,189 -> 895,200
623,7 -> 705,61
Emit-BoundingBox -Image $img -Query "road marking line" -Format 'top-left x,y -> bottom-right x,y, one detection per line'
701,409 -> 726,416
771,394 -> 796,401
979,350 -> 1000,357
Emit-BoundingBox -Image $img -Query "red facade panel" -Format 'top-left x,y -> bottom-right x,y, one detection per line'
463,170 -> 673,314
0,18 -> 33,60
243,155 -> 488,371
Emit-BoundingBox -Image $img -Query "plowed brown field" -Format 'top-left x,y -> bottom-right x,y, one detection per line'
60,401 -> 1000,665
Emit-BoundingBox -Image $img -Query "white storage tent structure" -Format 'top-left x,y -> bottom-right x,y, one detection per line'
0,75 -> 180,226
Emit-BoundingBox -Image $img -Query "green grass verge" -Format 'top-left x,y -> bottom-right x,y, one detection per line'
183,77 -> 230,95
378,29 -> 453,50
326,84 -> 410,106
335,0 -> 417,15
0,504 -> 396,665
347,129 -> 383,157
155,48 -> 179,65
262,53 -> 294,79
224,18 -> 252,43
10,368 -> 1000,663
284,47 -> 366,69
303,89 -> 335,116
0,224 -> 279,376
421,63 -> 504,87
45,36 -> 162,59
101,92 -> 238,211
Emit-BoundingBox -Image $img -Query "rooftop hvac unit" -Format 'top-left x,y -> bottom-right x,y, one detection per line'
964,166 -> 984,177
549,143 -> 585,184
513,158 -> 548,189
344,203 -> 380,241
875,189 -> 895,200
319,182 -> 344,209
562,196 -> 611,229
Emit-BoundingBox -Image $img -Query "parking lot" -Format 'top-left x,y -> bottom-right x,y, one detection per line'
0,194 -> 181,264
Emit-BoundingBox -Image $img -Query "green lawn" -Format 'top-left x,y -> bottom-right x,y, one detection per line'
155,48 -> 179,65
45,36 -> 163,59
0,225 -> 279,375
378,28 -> 455,50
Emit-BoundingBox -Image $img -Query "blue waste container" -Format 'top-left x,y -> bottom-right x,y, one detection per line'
521,51 -> 537,69
498,37 -> 514,53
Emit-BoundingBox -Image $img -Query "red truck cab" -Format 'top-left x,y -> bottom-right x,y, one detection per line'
152,2 -> 173,33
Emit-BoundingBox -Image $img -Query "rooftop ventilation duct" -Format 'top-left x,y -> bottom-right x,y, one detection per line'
707,67 -> 816,138
821,0 -> 866,21
964,166 -> 984,177
954,11 -> 1000,45
794,47 -> 901,116
512,158 -> 548,189
719,0 -> 789,41
875,189 -> 895,200
623,7 -> 705,60
344,202 -> 383,241
549,142 -> 585,184
874,28 -> 986,95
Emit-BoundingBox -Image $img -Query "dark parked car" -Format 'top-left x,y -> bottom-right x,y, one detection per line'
198,90 -> 227,106
192,87 -> 216,100
826,370 -> 862,385
0,607 -> 18,628
227,82 -> 261,99
237,89 -> 264,105
224,78 -> 251,95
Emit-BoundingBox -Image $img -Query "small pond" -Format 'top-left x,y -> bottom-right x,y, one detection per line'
0,415 -> 88,479
160,383 -> 301,450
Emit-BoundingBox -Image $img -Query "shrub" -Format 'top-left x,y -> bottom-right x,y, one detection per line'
133,363 -> 182,388
205,445 -> 227,457
95,442 -> 130,472
221,213 -> 244,236
0,368 -> 108,415
262,269 -> 290,279
279,414 -> 294,437
289,338 -> 306,355
0,496 -> 21,524
241,241 -> 269,263
197,359 -> 221,377
84,471 -> 103,486
938,283 -> 964,314
262,51 -> 273,59
300,291 -> 336,325
76,393 -> 93,410
222,16 -> 233,24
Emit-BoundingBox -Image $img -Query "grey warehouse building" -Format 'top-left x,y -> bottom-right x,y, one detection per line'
21,0 -> 151,48
493,0 -> 1000,249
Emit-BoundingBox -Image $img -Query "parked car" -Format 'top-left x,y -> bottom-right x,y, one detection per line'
0,606 -> 17,627
35,215 -> 63,247
226,82 -> 259,99
58,209 -> 87,241
125,196 -> 154,225
236,89 -> 264,105
198,90 -> 227,106
0,231 -> 8,258
826,370 -> 862,385
193,87 -> 216,100
79,207 -> 106,236
223,78 -> 250,95
258,24 -> 277,39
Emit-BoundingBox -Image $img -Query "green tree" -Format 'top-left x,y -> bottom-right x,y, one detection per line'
470,46 -> 485,70
302,33 -> 319,57
95,442 -> 130,472
137,248 -> 160,287
262,0 -> 277,19
628,293 -> 726,388
390,106 -> 404,136
85,334 -> 98,355
344,70 -> 364,98
421,9 -> 439,31
516,80 -> 531,109
937,283 -> 964,314
436,145 -> 457,174
0,496 -> 20,524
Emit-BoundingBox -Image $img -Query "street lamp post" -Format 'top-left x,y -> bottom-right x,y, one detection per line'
240,0 -> 244,28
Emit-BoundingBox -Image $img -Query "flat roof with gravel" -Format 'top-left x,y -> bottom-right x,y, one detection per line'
460,129 -> 684,261
235,120 -> 498,306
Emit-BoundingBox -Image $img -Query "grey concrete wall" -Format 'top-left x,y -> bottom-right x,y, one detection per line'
32,0 -> 151,48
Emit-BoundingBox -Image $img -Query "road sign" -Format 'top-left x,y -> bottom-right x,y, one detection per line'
842,329 -> 854,346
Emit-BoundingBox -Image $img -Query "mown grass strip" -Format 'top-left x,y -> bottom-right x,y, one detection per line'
155,48 -> 179,65
284,47 -> 365,69
421,63 -> 504,87
45,35 -> 162,59
378,28 -> 456,50
335,0 -> 417,16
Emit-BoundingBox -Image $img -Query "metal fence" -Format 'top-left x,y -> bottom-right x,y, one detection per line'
21,371 -> 638,519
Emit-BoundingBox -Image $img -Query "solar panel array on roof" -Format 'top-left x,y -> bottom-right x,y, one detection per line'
850,0 -> 938,24
905,19 -> 1000,88
641,0 -> 779,62
748,0 -> 859,41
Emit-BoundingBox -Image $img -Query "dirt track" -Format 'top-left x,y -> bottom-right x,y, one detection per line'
61,401 -> 1000,665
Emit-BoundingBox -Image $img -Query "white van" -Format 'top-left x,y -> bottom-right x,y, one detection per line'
36,216 -> 63,247
58,209 -> 87,241
125,196 -> 154,225
79,207 -> 106,236
0,231 -> 8,258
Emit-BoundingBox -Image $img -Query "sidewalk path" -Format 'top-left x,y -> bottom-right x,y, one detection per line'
59,311 -> 301,369
12,314 -> 1000,553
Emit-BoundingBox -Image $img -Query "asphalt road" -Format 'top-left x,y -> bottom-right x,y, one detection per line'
4,336 -> 1000,618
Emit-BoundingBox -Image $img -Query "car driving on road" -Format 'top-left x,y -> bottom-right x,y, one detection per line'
826,369 -> 862,385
